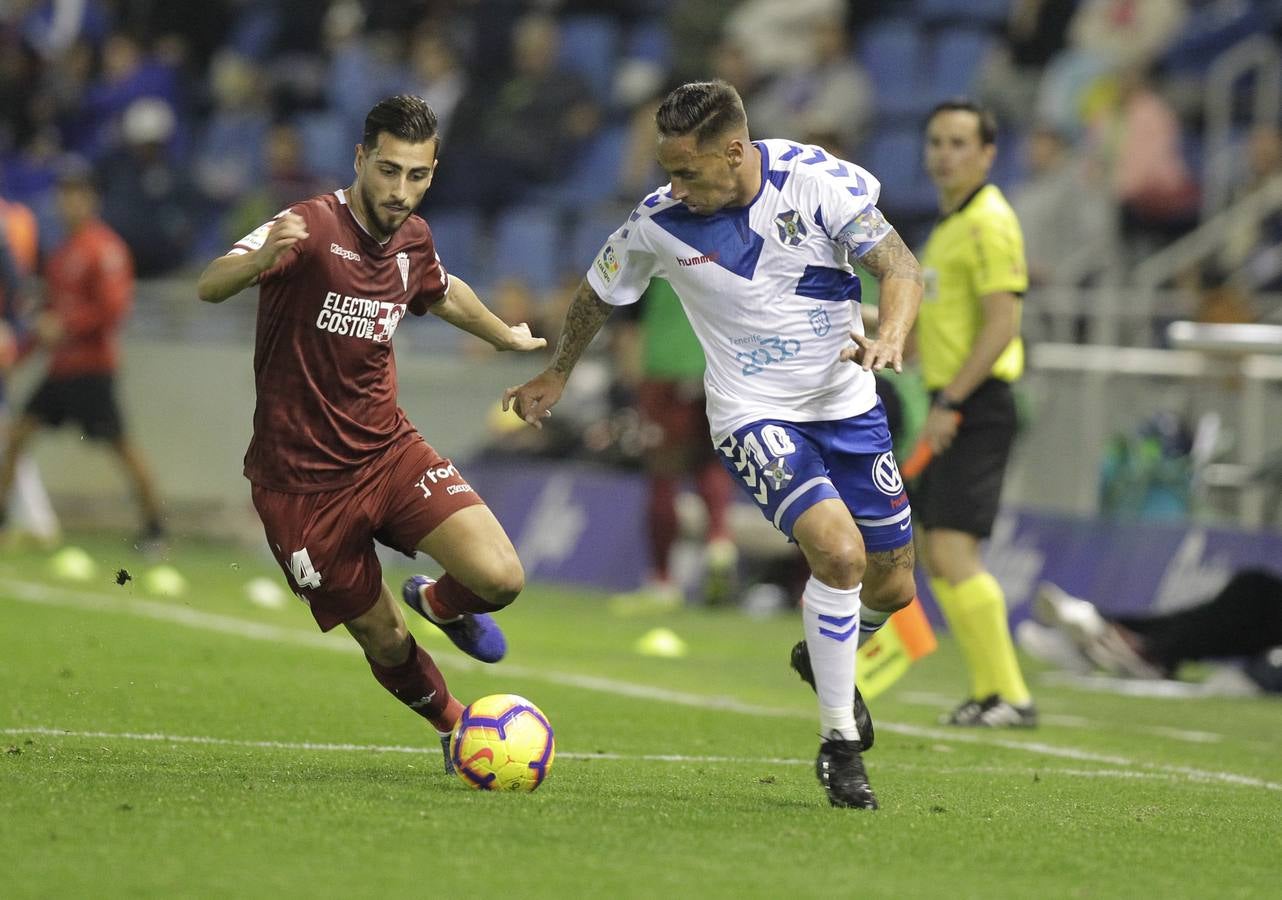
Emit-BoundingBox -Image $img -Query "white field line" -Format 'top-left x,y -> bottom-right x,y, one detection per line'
0,727 -> 1268,791
3,578 -> 1277,793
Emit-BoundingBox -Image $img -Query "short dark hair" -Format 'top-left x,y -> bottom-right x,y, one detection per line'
655,80 -> 747,145
362,95 -> 439,150
926,99 -> 998,146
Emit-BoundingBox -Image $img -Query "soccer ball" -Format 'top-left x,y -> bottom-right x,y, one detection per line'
449,694 -> 555,792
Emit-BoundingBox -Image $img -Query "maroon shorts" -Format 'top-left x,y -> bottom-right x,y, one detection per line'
638,379 -> 713,448
251,439 -> 485,631
637,379 -> 716,472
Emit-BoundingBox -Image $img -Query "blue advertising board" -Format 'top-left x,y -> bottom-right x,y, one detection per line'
467,459 -> 1282,619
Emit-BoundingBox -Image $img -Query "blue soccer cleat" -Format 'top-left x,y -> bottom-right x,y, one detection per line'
401,575 -> 507,664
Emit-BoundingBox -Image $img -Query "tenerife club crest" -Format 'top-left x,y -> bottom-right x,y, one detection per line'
808,306 -> 831,337
763,457 -> 795,491
774,210 -> 807,247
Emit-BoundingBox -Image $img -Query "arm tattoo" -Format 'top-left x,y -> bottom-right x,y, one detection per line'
861,230 -> 923,286
550,280 -> 613,377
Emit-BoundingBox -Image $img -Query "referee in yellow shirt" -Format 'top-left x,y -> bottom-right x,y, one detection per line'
915,100 -> 1035,728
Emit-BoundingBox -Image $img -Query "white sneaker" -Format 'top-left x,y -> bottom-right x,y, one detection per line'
1015,620 -> 1094,674
1034,582 -> 1163,679
1033,582 -> 1107,639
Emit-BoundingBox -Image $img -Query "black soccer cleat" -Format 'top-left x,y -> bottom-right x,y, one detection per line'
939,697 -> 985,726
941,694 -> 1037,728
975,695 -> 1038,728
790,640 -> 875,752
816,732 -> 879,810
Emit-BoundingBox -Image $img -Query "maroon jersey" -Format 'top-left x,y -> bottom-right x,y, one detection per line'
228,189 -> 449,491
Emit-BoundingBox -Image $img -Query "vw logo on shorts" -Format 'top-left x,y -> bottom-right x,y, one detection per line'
872,452 -> 904,496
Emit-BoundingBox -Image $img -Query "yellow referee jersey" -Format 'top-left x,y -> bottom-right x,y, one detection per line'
917,183 -> 1028,390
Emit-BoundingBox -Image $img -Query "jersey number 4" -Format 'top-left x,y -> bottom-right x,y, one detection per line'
290,548 -> 323,590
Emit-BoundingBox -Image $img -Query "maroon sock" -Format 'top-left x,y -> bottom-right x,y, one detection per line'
367,635 -> 460,732
422,573 -> 504,620
695,461 -> 734,541
648,476 -> 679,581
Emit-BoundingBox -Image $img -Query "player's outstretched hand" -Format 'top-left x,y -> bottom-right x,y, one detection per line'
502,369 -> 565,430
500,323 -> 548,353
839,332 -> 903,373
256,211 -> 309,271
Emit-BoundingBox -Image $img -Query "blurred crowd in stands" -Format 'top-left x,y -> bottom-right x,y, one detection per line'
2,0 -> 1281,335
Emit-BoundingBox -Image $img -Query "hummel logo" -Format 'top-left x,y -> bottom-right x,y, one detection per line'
677,252 -> 719,267
329,242 -> 361,262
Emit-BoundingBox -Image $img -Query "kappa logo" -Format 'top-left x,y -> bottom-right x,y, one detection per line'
329,242 -> 361,262
871,452 -> 904,496
407,690 -> 438,710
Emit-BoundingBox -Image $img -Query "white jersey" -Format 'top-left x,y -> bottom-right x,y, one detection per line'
586,139 -> 893,443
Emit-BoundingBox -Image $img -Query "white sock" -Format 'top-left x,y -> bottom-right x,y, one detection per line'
801,575 -> 861,742
857,604 -> 892,648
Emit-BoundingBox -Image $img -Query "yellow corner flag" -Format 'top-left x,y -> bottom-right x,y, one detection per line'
856,597 -> 938,701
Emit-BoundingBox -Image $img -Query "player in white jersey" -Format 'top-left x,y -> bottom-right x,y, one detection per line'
505,81 -> 923,809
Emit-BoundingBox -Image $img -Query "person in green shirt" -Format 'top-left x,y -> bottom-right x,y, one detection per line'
611,277 -> 738,611
915,100 -> 1036,728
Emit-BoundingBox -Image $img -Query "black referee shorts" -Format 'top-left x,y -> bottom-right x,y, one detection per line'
913,377 -> 1017,538
25,373 -> 125,441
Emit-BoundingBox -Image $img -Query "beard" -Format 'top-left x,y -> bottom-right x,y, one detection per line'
360,183 -> 404,237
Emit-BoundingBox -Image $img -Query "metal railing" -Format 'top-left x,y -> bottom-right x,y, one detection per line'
1023,332 -> 1282,530
1202,33 -> 1282,221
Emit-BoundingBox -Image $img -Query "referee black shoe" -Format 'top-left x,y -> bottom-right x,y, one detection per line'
816,731 -> 879,810
790,640 -> 875,751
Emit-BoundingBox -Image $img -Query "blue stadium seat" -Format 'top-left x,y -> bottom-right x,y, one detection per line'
928,29 -> 997,105
543,125 -> 630,210
1160,2 -> 1277,75
569,205 -> 631,275
859,129 -> 935,218
557,15 -> 620,105
857,21 -> 930,120
491,204 -> 564,291
294,112 -> 352,185
916,0 -> 1009,27
625,18 -> 672,66
989,134 -> 1026,193
420,206 -> 486,285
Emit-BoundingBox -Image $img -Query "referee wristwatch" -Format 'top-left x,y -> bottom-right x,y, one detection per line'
932,392 -> 964,412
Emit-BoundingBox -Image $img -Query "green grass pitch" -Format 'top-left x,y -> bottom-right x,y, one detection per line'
2,533 -> 1279,898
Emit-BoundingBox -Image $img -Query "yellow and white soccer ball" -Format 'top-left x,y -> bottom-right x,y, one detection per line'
449,694 -> 555,792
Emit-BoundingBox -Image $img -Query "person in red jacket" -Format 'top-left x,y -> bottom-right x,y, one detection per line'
0,194 -> 61,547
0,159 -> 164,547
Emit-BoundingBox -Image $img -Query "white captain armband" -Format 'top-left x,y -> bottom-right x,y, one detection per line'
836,205 -> 893,258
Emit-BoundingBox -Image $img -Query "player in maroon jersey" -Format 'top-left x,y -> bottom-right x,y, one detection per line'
196,95 -> 545,770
